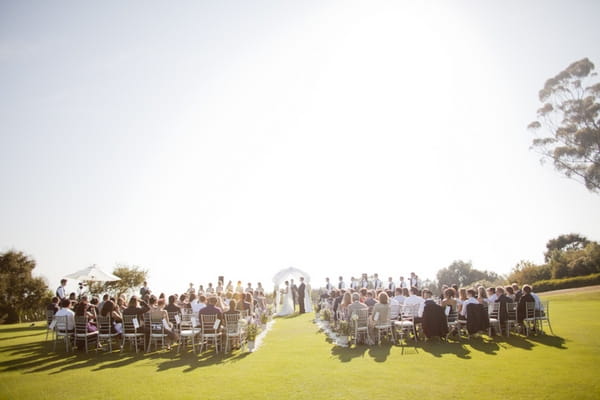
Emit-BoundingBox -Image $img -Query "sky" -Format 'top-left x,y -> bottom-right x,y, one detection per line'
1,0 -> 599,296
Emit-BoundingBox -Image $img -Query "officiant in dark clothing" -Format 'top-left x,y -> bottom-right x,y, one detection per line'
298,277 -> 306,314
291,279 -> 299,311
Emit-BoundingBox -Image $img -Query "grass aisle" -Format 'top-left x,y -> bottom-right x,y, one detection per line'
1,290 -> 600,399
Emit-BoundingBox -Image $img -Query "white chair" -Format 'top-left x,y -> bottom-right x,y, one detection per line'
373,307 -> 394,345
146,313 -> 170,352
45,310 -> 56,342
523,302 -> 537,336
446,306 -> 460,341
97,315 -> 120,352
53,315 -> 73,352
199,314 -> 222,354
74,315 -> 98,353
535,301 -> 553,335
121,314 -> 145,353
487,302 -> 501,336
394,304 -> 419,342
224,313 -> 245,352
505,302 -> 519,337
350,309 -> 370,346
178,314 -> 201,354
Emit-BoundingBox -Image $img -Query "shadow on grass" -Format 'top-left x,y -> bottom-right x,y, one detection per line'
0,326 -> 255,375
420,340 -> 471,359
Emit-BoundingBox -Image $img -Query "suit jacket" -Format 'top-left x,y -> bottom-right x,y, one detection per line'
422,300 -> 449,338
466,303 -> 489,334
298,283 -> 306,299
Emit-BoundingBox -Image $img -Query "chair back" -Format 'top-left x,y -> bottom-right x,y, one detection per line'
97,315 -> 113,335
200,313 -> 219,333
389,303 -> 401,320
122,314 -> 139,334
224,313 -> 241,335
488,302 -> 500,319
506,302 -> 517,321
74,316 -> 89,335
55,315 -> 68,331
525,302 -> 536,319
46,310 -> 55,326
401,303 -> 420,319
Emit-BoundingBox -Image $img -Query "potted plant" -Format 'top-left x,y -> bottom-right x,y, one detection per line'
337,320 -> 351,346
246,323 -> 258,351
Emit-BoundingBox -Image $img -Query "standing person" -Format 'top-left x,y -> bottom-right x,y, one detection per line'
324,277 -> 333,293
409,272 -> 418,288
56,279 -> 68,300
372,274 -> 382,290
386,277 -> 395,292
398,276 -> 407,289
291,279 -> 299,310
338,276 -> 345,290
298,277 -> 306,314
140,281 -> 150,297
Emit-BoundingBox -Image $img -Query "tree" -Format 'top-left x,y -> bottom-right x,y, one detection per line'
0,250 -> 51,323
87,264 -> 148,297
544,233 -> 589,262
507,260 -> 551,284
528,58 -> 600,193
436,260 -> 502,288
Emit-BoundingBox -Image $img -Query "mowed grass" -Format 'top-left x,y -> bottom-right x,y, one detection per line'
1,288 -> 599,400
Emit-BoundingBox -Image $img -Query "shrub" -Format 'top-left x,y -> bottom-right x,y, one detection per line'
532,272 -> 600,292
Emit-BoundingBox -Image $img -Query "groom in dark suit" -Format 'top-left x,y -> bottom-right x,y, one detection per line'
298,277 -> 306,314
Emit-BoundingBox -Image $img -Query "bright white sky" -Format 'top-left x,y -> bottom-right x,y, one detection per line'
1,1 -> 599,296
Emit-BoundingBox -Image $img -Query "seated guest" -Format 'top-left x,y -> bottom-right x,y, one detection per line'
165,295 -> 181,314
199,296 -> 224,333
404,286 -> 426,320
391,287 -> 406,305
54,298 -> 75,331
347,293 -> 368,320
487,287 -> 497,303
422,289 -> 448,339
338,292 -> 352,320
477,286 -> 488,305
243,293 -> 254,315
371,292 -> 391,325
364,291 -> 378,307
190,294 -> 206,314
505,285 -> 515,301
495,286 -> 511,334
116,297 -> 127,311
74,299 -> 97,332
224,300 -> 240,316
359,288 -> 368,302
517,284 -> 536,324
100,299 -> 123,334
441,288 -> 458,313
459,289 -> 479,319
98,294 -> 109,314
513,283 -> 523,303
47,297 -> 60,315
149,296 -> 179,348
122,296 -> 150,320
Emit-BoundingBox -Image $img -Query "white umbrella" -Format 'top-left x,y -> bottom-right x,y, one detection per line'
64,264 -> 121,282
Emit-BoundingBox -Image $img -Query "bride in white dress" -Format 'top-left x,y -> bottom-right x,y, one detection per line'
277,281 -> 294,316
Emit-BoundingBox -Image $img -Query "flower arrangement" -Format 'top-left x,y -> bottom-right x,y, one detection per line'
321,309 -> 332,322
338,320 -> 352,336
247,323 -> 258,341
260,312 -> 268,325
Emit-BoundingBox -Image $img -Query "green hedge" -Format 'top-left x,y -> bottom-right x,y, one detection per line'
532,272 -> 600,292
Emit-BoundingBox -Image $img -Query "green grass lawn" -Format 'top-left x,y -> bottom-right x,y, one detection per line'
1,288 -> 599,400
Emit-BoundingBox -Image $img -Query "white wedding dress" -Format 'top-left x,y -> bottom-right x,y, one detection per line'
277,286 -> 294,316
303,284 -> 313,313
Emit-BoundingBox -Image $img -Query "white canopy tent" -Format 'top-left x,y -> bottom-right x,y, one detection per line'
272,266 -> 311,313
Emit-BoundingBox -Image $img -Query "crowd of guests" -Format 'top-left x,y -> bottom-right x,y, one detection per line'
319,274 -> 545,339
48,279 -> 271,351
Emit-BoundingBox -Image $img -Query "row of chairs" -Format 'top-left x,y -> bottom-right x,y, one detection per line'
46,310 -> 250,354
324,299 -> 553,346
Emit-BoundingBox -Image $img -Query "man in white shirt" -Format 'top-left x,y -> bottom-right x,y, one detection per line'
386,277 -> 396,292
56,279 -> 67,300
391,288 -> 406,305
337,276 -> 345,290
460,289 -> 479,319
350,277 -> 359,290
54,298 -> 75,331
398,276 -> 407,289
324,277 -> 333,293
191,295 -> 207,313
404,287 -> 425,318
372,274 -> 382,290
